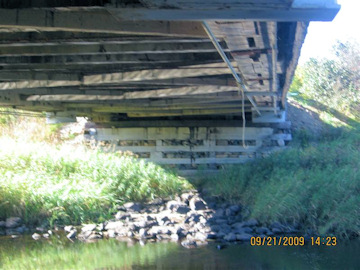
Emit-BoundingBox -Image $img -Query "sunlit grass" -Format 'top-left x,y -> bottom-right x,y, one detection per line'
0,139 -> 192,226
206,126 -> 360,239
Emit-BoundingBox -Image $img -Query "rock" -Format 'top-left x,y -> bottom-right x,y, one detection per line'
270,222 -> 284,230
225,208 -> 234,217
236,233 -> 253,241
181,240 -> 197,249
228,205 -> 241,213
148,226 -> 172,236
176,205 -> 191,214
5,217 -> 22,228
97,223 -> 106,231
244,219 -> 258,227
272,227 -> 283,234
36,227 -> 46,232
115,212 -> 131,221
115,227 -> 131,237
139,228 -> 147,239
15,225 -> 27,234
215,218 -> 228,225
167,201 -> 190,214
81,224 -> 97,232
78,230 -> 92,240
158,216 -> 171,226
123,202 -> 142,212
180,193 -> 194,204
234,226 -> 253,234
189,197 -> 207,211
224,232 -> 237,242
6,229 -> 20,236
166,200 -> 181,211
194,232 -> 208,242
88,233 -> 102,240
231,222 -> 246,229
207,232 -> 217,239
256,227 -> 271,235
42,233 -> 50,238
32,233 -> 41,240
139,239 -> 146,246
213,209 -> 224,217
67,230 -> 77,239
64,225 -> 74,233
156,234 -> 170,241
105,221 -> 124,231
108,230 -> 116,238
170,233 -> 179,241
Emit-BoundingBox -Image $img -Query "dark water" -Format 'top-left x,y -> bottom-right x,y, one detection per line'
0,235 -> 359,270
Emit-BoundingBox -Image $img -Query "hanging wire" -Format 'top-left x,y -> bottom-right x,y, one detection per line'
202,21 -> 252,148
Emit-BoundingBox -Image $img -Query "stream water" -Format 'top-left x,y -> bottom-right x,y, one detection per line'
0,235 -> 359,269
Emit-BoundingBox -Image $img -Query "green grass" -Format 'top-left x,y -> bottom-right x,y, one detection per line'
205,127 -> 360,238
0,139 -> 192,227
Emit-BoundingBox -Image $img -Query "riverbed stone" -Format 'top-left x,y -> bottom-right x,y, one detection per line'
189,197 -> 207,211
64,225 -> 74,233
107,230 -> 116,238
78,230 -> 92,240
256,227 -> 271,235
5,217 -> 22,228
138,228 -> 147,238
213,209 -> 224,217
224,232 -> 237,242
215,218 -> 228,225
32,233 -> 41,240
148,226 -> 172,236
115,212 -> 131,221
271,227 -> 283,234
82,224 -> 97,232
236,233 -> 253,241
88,233 -> 102,240
180,193 -> 194,204
105,221 -> 124,231
123,202 -> 142,212
170,233 -> 179,241
244,219 -> 258,227
15,225 -> 27,234
167,200 -> 181,211
194,232 -> 208,242
67,230 -> 77,239
234,226 -> 253,234
228,205 -> 241,213
181,240 -> 197,249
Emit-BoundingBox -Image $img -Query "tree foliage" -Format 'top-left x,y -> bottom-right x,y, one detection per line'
292,40 -> 360,117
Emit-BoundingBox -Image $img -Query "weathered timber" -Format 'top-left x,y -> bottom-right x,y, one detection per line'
0,39 -> 225,55
0,9 -> 208,37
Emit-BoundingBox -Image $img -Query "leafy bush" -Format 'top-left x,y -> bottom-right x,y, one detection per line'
292,40 -> 360,118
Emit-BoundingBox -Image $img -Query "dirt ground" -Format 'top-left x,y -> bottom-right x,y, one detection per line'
286,98 -> 327,136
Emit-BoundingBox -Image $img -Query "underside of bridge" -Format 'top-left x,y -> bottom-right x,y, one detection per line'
0,0 -> 340,172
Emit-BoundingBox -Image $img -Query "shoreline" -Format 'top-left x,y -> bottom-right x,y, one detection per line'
1,191 -> 353,248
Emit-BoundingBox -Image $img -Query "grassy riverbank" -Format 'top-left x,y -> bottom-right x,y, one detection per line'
0,139 -> 192,226
205,126 -> 360,238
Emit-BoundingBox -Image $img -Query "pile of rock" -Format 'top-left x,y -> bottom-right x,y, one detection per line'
45,192 -> 298,248
0,217 -> 28,236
